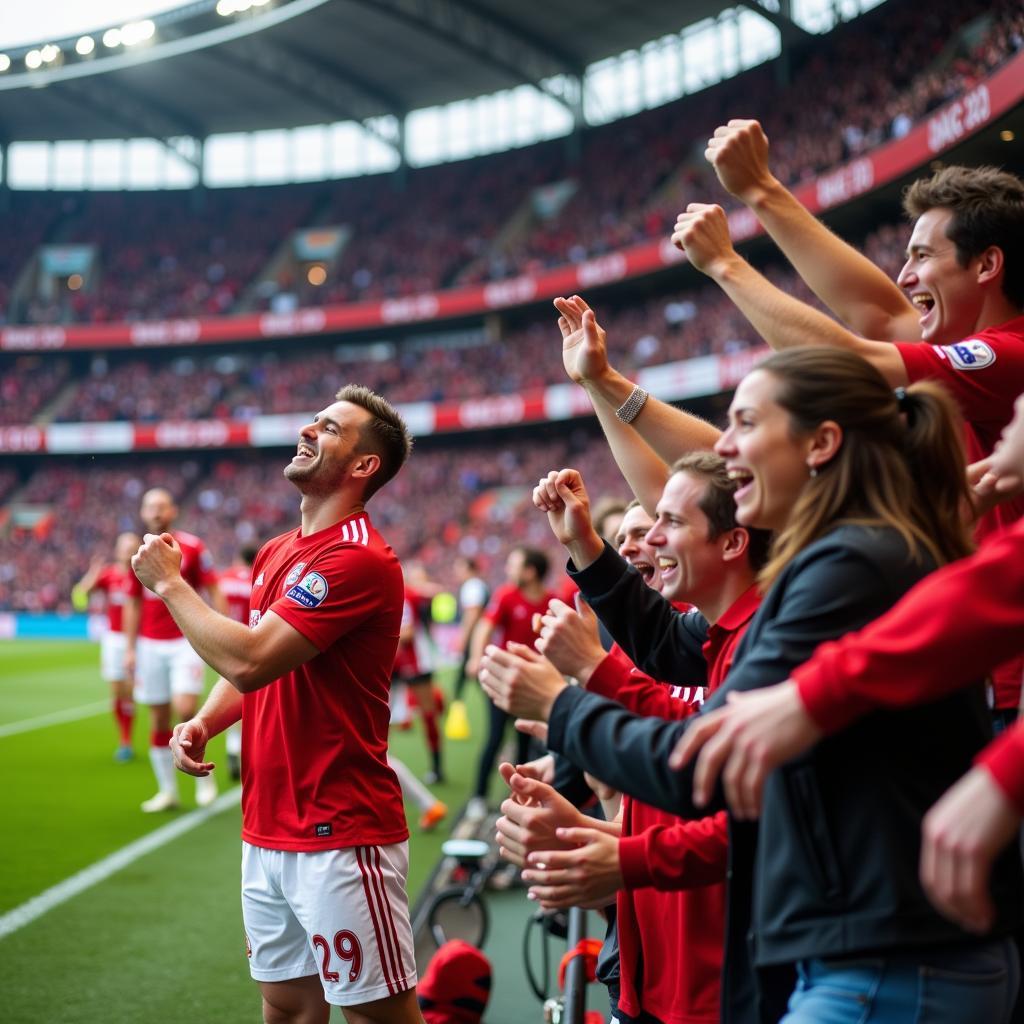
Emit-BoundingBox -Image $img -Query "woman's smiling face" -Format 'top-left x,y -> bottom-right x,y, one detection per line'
714,368 -> 814,532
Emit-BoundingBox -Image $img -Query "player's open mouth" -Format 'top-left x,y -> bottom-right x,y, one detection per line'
656,556 -> 677,581
293,441 -> 317,461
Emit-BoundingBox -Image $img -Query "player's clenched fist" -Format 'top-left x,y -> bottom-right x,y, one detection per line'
171,718 -> 215,777
705,119 -> 776,204
131,532 -> 183,594
671,203 -> 737,278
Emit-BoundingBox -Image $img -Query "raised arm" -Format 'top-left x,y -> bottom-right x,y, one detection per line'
671,203 -> 909,386
556,295 -> 721,487
133,532 -> 318,691
705,119 -> 920,342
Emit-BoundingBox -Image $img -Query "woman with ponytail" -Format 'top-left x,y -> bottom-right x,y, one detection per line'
480,347 -> 1022,1023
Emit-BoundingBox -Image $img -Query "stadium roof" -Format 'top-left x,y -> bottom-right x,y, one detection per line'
0,0 -> 799,143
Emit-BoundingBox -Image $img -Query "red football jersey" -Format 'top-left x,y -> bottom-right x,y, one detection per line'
241,511 -> 408,852
484,583 -> 555,649
392,587 -> 434,678
896,315 -> 1024,707
219,564 -> 253,626
93,565 -> 134,633
127,530 -> 218,640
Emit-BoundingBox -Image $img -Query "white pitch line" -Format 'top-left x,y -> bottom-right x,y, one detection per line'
0,701 -> 109,738
0,787 -> 241,941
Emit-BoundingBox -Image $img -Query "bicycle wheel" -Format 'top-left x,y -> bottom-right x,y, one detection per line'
425,886 -> 490,949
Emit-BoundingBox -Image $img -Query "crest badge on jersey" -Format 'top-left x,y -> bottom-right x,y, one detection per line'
942,339 -> 996,371
249,609 -> 262,628
286,571 -> 329,609
284,562 -> 307,587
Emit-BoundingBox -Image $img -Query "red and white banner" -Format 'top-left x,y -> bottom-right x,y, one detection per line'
3,52 -> 1022,355
0,347 -> 770,453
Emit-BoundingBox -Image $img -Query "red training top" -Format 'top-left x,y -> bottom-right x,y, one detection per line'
587,585 -> 761,1024
484,583 -> 555,649
127,530 -> 218,640
219,564 -> 253,626
895,315 -> 1024,708
93,565 -> 134,633
392,586 -> 434,678
241,511 -> 408,852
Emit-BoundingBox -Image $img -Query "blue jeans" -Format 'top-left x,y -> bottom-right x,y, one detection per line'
781,939 -> 1019,1024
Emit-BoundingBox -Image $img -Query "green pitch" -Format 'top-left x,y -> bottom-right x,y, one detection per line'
0,641 -> 487,1023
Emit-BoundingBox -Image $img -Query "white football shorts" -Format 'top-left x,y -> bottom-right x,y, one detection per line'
241,841 -> 416,1006
100,631 -> 128,683
133,636 -> 205,704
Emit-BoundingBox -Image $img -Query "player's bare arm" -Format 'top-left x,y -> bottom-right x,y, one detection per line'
171,679 -> 244,776
671,203 -> 909,386
205,580 -> 229,617
466,617 -> 495,678
706,118 -> 919,341
132,532 -> 318,691
122,593 -> 140,679
555,295 -> 720,489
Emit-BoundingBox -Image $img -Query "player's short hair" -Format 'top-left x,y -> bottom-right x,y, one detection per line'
335,384 -> 413,498
669,451 -> 772,570
515,546 -> 549,582
240,543 -> 260,566
903,165 -> 1024,309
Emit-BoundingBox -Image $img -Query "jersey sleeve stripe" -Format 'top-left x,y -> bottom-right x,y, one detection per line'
359,518 -> 369,545
341,522 -> 351,543
356,846 -> 397,996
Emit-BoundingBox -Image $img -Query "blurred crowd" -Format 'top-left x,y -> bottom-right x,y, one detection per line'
1,0 -> 1018,326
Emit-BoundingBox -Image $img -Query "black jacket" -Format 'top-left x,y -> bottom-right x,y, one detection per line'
548,525 -> 1024,1024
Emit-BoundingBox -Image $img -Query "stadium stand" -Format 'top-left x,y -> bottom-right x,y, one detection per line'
0,0 -> 1018,326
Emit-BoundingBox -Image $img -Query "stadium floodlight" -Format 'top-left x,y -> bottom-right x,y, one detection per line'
24,49 -> 42,69
0,55 -> 10,72
102,28 -> 122,48
121,20 -> 156,46
40,44 -> 60,63
216,0 -> 236,14
75,36 -> 96,56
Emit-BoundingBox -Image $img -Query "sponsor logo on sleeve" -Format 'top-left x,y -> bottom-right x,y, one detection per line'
285,571 -> 329,609
284,562 -> 306,587
253,572 -> 264,587
249,609 -> 262,628
942,339 -> 996,370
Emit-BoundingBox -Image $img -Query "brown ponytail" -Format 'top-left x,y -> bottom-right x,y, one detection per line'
756,348 -> 973,590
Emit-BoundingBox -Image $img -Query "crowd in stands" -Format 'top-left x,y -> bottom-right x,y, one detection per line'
13,218 -> 904,425
0,0 -> 1018,327
0,430 -> 627,613
0,355 -> 72,426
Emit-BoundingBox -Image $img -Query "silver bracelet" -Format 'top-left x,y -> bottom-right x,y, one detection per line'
615,385 -> 649,424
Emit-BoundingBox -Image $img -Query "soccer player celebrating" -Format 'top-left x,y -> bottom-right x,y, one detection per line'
74,531 -> 141,762
137,385 -> 425,1024
124,487 -> 225,812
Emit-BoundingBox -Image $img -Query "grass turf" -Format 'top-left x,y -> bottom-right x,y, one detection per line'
0,640 -> 488,1023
